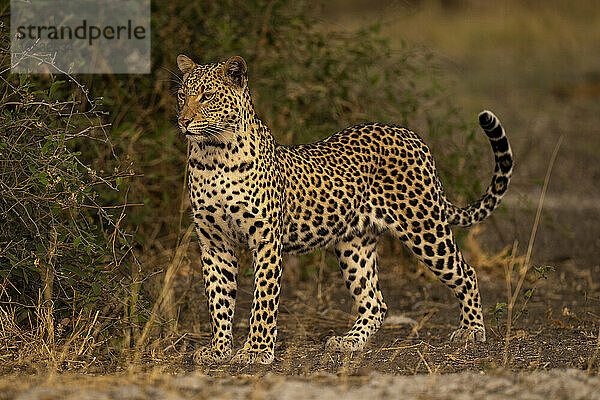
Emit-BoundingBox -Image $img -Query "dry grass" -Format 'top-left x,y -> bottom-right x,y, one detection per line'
0,301 -> 104,372
501,136 -> 563,366
460,135 -> 566,367
463,226 -> 519,273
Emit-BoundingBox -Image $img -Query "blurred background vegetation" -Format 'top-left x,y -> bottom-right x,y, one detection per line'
1,0 -> 598,369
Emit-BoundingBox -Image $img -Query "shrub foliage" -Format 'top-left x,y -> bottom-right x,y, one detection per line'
0,74 -> 135,324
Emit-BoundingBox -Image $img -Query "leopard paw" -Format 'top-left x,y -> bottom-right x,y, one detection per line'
449,326 -> 486,343
325,335 -> 363,353
230,347 -> 274,365
193,345 -> 231,365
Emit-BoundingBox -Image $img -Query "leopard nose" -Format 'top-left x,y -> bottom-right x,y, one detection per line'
178,117 -> 192,129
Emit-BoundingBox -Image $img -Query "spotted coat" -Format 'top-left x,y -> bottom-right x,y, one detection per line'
175,55 -> 513,365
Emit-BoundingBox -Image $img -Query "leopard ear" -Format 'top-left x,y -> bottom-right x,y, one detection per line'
177,54 -> 196,74
223,56 -> 247,89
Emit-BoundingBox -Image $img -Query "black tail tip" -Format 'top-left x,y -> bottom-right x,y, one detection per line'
478,110 -> 495,128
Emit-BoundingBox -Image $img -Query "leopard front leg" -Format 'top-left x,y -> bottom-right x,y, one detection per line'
231,239 -> 283,365
194,243 -> 238,365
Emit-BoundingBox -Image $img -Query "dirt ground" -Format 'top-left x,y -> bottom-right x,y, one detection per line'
2,276 -> 599,398
3,369 -> 600,400
4,232 -> 598,397
151,246 -> 598,377
3,263 -> 600,396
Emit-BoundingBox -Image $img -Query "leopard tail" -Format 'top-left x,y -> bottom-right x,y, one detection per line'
443,110 -> 513,227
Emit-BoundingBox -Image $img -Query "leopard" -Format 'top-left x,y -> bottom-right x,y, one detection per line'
175,54 -> 513,365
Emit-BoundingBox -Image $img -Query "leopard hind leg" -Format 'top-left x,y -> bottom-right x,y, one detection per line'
325,231 -> 388,353
392,216 -> 486,342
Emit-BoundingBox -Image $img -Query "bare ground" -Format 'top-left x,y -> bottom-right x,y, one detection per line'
3,369 -> 600,400
187,248 -> 599,376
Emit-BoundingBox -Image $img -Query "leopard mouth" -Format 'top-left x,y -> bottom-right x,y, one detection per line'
184,123 -> 235,143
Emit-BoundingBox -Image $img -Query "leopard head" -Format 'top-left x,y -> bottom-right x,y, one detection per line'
175,55 -> 252,143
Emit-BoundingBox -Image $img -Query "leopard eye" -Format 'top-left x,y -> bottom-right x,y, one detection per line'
199,91 -> 214,103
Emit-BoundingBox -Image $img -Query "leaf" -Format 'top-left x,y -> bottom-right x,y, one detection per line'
41,141 -> 53,155
62,264 -> 88,279
49,80 -> 65,97
489,302 -> 506,315
35,172 -> 49,186
533,265 -> 556,279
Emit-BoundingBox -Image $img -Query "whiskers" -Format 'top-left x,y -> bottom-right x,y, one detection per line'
161,66 -> 184,88
190,122 -> 236,143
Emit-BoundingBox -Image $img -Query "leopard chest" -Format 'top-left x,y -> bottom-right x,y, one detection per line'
187,162 -> 268,247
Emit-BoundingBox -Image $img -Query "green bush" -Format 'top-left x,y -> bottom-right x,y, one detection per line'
0,46 -> 135,336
